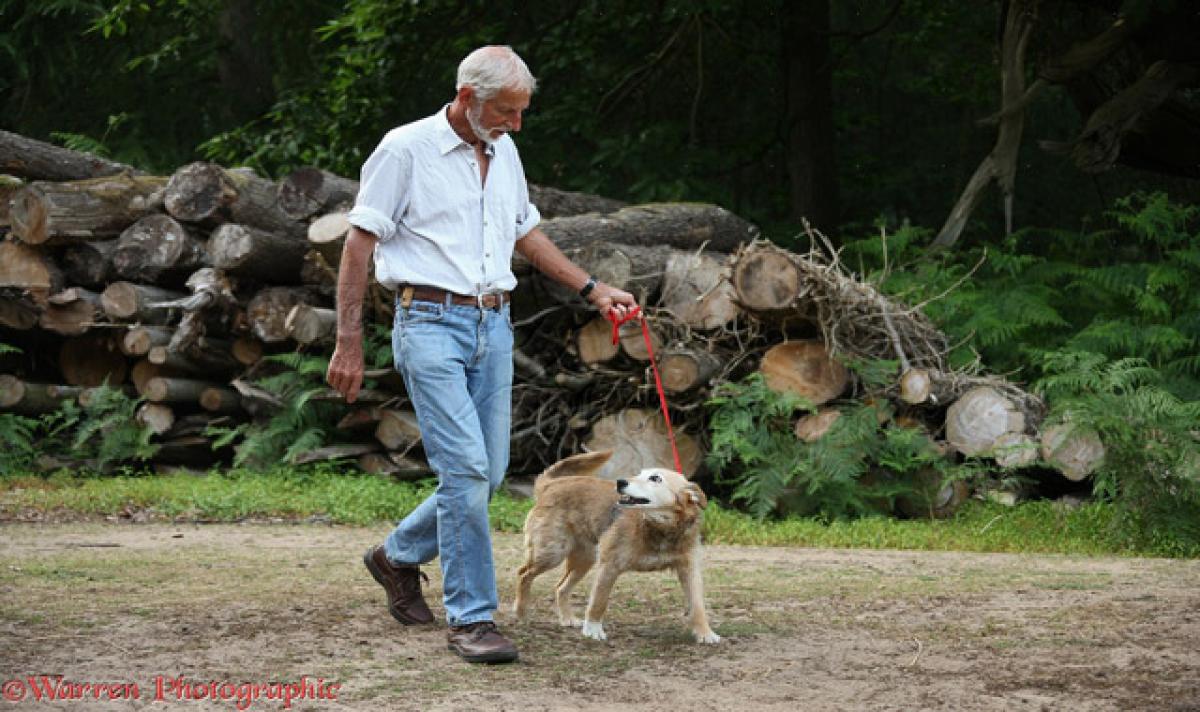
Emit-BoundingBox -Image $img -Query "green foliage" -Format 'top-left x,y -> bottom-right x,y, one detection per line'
0,412 -> 38,473
1036,351 -> 1200,556
706,372 -> 972,520
32,383 -> 159,469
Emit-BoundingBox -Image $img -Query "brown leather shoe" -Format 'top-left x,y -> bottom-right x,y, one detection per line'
363,546 -> 435,625
447,621 -> 519,664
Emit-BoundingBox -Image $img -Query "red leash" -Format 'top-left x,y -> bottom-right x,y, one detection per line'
605,307 -> 683,474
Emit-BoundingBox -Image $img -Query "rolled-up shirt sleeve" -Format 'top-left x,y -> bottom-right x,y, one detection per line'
514,176 -> 541,240
347,144 -> 411,243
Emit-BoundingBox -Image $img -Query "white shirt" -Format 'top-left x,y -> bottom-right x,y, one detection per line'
346,106 -> 541,295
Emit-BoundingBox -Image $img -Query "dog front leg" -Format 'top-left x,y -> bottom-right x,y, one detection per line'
581,564 -> 621,642
554,548 -> 595,627
677,558 -> 721,644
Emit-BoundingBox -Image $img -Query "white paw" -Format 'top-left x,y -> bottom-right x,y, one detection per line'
581,620 -> 607,641
695,630 -> 722,645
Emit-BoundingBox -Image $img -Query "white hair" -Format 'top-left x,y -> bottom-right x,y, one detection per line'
456,45 -> 537,101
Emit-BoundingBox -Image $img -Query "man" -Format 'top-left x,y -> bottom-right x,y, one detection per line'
326,45 -> 637,664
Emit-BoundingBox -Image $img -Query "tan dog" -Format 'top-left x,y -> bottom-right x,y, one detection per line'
513,451 -> 721,644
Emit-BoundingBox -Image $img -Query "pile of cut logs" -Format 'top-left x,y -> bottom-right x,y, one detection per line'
0,131 -> 1103,512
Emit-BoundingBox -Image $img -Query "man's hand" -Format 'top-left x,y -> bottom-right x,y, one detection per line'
589,282 -> 638,321
327,336 -> 366,403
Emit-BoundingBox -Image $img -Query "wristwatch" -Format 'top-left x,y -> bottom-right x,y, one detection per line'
579,276 -> 598,300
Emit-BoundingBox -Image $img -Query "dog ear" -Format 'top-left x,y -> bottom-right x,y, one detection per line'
674,483 -> 708,523
542,450 -> 614,480
684,482 -> 708,510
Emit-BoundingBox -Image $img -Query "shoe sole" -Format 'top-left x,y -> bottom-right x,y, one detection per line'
447,643 -> 519,664
362,547 -> 433,626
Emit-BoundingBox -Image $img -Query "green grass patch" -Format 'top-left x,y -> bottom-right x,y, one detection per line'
0,467 -> 1189,557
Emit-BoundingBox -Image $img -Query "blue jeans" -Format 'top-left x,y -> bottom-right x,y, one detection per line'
382,297 -> 513,626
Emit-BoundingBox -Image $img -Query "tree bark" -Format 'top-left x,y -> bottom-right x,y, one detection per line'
209,223 -> 307,282
112,214 -> 208,284
101,282 -> 187,324
60,239 -> 120,290
163,162 -> 304,238
246,286 -> 317,343
538,203 -> 758,254
40,287 -> 103,336
660,251 -> 740,330
0,376 -> 82,414
0,129 -> 138,181
782,0 -> 840,230
658,348 -> 722,394
10,173 -> 166,246
374,409 -> 423,452
0,241 -> 64,304
527,184 -> 626,219
277,168 -> 359,220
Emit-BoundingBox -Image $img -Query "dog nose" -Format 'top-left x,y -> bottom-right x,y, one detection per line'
616,479 -> 628,491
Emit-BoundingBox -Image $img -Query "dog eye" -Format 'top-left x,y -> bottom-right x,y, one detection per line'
649,475 -> 661,483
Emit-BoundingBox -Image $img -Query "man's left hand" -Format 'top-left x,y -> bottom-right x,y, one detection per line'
589,282 -> 638,320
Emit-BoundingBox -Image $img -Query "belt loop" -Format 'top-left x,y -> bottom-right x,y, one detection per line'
400,286 -> 414,310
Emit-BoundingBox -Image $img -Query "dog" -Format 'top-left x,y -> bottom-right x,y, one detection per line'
512,450 -> 721,644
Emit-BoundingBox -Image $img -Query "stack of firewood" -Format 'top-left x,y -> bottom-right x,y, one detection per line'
0,131 -> 1103,508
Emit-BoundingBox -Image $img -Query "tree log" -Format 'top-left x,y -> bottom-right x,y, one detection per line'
10,173 -> 166,246
292,443 -> 380,466
760,341 -> 848,406
575,317 -> 619,366
101,282 -> 186,324
528,184 -> 625,219
945,386 -> 1027,457
617,320 -> 663,363
40,287 -> 103,335
246,286 -> 316,343
163,162 -> 303,237
539,203 -> 758,254
992,431 -> 1039,469
359,451 -> 433,480
60,239 -> 120,289
658,348 -> 722,394
0,129 -> 138,181
142,376 -> 219,404
199,386 -> 243,413
660,251 -> 740,330
0,175 -> 22,228
277,167 -> 359,220
136,402 -> 176,435
896,469 -> 970,519
232,337 -> 264,366
121,325 -> 174,356
374,409 -> 423,452
583,408 -> 704,478
209,223 -> 307,282
307,211 -> 350,266
285,304 -> 337,345
730,241 -> 805,312
0,241 -> 64,304
112,214 -> 207,284
1040,422 -> 1105,481
0,295 -> 40,330
0,376 -> 82,414
148,343 -> 240,376
59,334 -> 128,387
794,408 -> 841,442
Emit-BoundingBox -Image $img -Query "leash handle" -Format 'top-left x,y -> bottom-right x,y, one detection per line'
605,307 -> 683,474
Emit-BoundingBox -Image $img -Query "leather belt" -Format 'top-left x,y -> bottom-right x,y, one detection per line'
397,284 -> 509,310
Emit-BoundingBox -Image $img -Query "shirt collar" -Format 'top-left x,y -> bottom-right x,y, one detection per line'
435,104 -> 497,157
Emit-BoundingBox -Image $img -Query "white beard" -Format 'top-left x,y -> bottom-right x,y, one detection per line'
467,101 -> 499,145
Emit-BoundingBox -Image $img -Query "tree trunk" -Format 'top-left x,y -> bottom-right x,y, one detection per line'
142,376 -> 219,404
163,162 -> 303,238
374,409 -> 423,452
40,287 -> 103,336
575,317 -> 620,366
136,402 -> 175,435
59,334 -> 128,387
0,241 -> 64,303
760,341 -> 849,406
199,386 -> 243,413
120,326 -> 175,357
794,408 -> 841,442
101,282 -> 186,324
112,214 -> 208,284
538,203 -> 758,254
945,386 -> 1027,457
660,251 -> 740,330
528,184 -> 626,219
0,376 -> 82,414
60,239 -> 120,289
0,129 -> 138,181
730,241 -> 805,312
10,173 -> 166,246
209,223 -> 307,282
583,408 -> 704,478
307,212 -> 350,267
285,304 -> 337,345
277,168 -> 359,220
148,343 -> 240,377
658,348 -> 722,394
246,286 -> 316,343
1040,423 -> 1105,481
782,0 -> 840,230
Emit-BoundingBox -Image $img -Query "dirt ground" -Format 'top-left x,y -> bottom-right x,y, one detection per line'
1,522 -> 1198,712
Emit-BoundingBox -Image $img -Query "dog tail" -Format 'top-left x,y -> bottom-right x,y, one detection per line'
535,450 -> 614,494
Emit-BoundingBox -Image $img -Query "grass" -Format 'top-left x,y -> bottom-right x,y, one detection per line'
0,465 -> 1187,557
